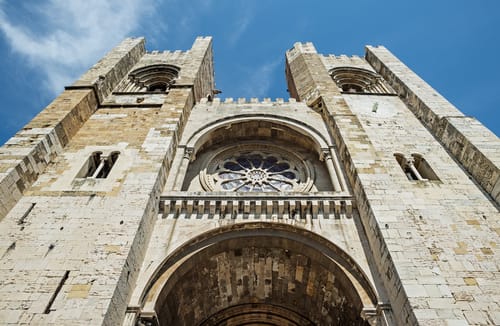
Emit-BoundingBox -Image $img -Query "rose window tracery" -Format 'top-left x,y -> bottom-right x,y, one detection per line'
201,145 -> 314,192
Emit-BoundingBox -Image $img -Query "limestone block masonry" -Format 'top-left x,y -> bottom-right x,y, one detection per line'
0,36 -> 498,326
286,42 -> 500,325
0,36 -> 213,325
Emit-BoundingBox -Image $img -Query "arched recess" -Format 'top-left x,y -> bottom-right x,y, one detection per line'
114,64 -> 180,92
329,67 -> 393,94
136,223 -> 379,326
186,114 -> 329,157
174,115 -> 347,192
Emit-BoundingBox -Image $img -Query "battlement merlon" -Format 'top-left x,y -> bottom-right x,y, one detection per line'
174,36 -> 215,102
285,41 -> 339,103
198,97 -> 298,105
69,37 -> 146,103
289,42 -> 317,55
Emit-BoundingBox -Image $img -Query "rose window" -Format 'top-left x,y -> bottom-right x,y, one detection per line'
201,145 -> 313,192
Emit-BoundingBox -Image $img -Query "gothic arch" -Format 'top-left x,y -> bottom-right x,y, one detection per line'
137,222 -> 378,326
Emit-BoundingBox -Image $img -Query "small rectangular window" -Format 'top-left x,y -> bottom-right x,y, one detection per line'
394,153 -> 439,181
76,151 -> 120,179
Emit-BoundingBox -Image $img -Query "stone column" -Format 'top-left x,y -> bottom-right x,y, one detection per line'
173,148 -> 194,191
322,149 -> 342,192
407,160 -> 424,181
329,147 -> 347,192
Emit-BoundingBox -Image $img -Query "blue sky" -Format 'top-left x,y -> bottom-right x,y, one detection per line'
0,0 -> 498,145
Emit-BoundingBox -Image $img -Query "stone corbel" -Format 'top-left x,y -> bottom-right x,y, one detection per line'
137,310 -> 160,326
361,307 -> 378,325
183,147 -> 195,161
361,302 -> 394,326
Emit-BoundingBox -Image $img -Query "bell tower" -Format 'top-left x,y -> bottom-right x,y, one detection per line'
285,42 -> 500,325
0,36 -> 214,325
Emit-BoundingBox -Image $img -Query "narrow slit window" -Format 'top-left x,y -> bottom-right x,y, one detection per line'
44,270 -> 69,314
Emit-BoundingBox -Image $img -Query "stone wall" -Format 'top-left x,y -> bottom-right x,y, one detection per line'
0,38 -> 147,222
365,46 -> 500,206
285,42 -> 500,325
0,89 -> 97,221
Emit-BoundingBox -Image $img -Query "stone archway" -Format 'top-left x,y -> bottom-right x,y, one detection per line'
138,223 -> 377,326
178,116 -> 347,193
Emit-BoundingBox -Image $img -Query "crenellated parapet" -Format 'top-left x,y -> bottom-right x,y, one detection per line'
199,97 -> 298,105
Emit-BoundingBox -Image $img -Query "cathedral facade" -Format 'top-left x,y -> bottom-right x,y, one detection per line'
0,37 -> 498,325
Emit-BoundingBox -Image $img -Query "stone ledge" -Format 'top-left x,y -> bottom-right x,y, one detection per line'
160,192 -> 354,219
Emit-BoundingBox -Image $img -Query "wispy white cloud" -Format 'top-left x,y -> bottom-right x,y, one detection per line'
172,0 -> 214,38
0,0 -> 158,94
227,3 -> 255,46
239,58 -> 282,98
228,15 -> 252,46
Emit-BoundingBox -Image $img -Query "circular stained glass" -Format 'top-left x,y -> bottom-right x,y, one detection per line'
201,144 -> 313,192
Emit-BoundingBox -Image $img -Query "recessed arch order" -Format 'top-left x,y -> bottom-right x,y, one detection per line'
184,114 -> 332,159
138,222 -> 378,326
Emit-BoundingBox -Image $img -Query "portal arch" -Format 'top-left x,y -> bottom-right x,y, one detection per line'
137,223 -> 378,326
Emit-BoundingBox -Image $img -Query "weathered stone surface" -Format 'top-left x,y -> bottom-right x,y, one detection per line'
0,37 -> 498,326
0,37 -> 213,325
366,45 -> 500,206
286,42 -> 499,325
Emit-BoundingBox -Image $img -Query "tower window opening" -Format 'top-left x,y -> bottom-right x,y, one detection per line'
403,166 -> 419,181
77,151 -> 120,179
77,151 -> 102,178
394,153 -> 439,181
342,84 -> 364,93
395,153 -> 420,181
412,154 -> 440,181
147,83 -> 167,92
330,67 -> 394,94
114,64 -> 180,93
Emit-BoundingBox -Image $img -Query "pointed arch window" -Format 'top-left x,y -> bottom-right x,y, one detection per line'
411,154 -> 439,181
